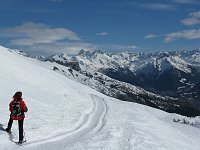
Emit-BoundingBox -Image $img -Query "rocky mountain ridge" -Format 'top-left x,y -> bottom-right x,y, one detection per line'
44,48 -> 200,116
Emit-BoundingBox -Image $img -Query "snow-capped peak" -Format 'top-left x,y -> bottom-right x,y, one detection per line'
46,52 -> 71,62
77,49 -> 91,57
167,55 -> 192,73
151,54 -> 192,73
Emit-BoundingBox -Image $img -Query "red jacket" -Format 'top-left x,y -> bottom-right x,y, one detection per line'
9,97 -> 28,120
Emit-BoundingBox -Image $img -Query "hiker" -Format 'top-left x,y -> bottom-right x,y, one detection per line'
6,91 -> 28,143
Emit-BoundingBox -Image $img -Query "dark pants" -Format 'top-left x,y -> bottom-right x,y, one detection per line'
7,117 -> 24,141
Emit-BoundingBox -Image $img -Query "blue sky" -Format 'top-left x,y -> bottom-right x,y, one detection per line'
0,0 -> 200,56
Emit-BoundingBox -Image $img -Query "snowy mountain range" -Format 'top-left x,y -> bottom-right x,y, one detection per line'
44,48 -> 200,117
1,46 -> 200,117
1,45 -> 200,150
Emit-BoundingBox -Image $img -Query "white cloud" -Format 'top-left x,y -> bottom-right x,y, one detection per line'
0,22 -> 138,56
164,28 -> 200,42
96,32 -> 109,36
191,10 -> 200,18
142,3 -> 176,11
182,17 -> 200,25
173,0 -> 197,4
1,22 -> 80,46
26,42 -> 97,56
182,10 -> 200,26
97,44 -> 138,50
144,34 -> 158,39
127,45 -> 138,49
0,22 -> 98,55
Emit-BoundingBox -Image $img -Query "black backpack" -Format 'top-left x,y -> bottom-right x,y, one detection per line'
11,101 -> 21,117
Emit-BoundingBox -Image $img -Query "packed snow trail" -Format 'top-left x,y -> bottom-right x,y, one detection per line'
21,95 -> 107,149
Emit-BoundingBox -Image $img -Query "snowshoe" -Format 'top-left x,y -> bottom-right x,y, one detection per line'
5,128 -> 11,134
15,140 -> 26,145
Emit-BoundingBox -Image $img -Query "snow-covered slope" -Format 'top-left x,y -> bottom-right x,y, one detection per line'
0,46 -> 200,150
136,52 -> 199,91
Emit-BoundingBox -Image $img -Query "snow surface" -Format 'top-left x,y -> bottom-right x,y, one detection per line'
0,46 -> 200,150
167,55 -> 191,74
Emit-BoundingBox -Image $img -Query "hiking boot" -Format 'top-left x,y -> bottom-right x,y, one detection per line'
18,140 -> 23,144
5,128 -> 11,133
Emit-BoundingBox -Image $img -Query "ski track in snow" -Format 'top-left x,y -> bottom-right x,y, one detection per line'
20,94 -> 108,149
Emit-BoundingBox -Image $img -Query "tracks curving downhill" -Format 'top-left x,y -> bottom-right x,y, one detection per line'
23,94 -> 108,149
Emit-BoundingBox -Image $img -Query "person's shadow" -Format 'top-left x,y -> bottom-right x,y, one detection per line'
0,124 -> 5,131
0,124 -> 14,141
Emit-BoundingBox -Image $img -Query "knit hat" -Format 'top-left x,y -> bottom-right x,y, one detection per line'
13,91 -> 22,100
